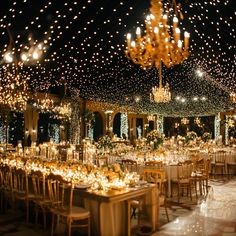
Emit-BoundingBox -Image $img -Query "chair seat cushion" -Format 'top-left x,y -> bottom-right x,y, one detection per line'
14,191 -> 35,200
131,200 -> 139,208
172,178 -> 190,184
34,198 -> 51,207
51,206 -> 90,219
227,162 -> 236,166
178,179 -> 190,184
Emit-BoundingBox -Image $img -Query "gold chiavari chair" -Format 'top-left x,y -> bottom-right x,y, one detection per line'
12,168 -> 36,223
171,161 -> 194,203
192,158 -> 204,193
47,173 -> 90,236
145,161 -> 163,169
144,161 -> 168,194
121,159 -> 139,218
95,156 -> 108,167
0,165 -> 13,213
31,170 -> 50,230
122,159 -> 138,172
227,152 -> 236,176
143,169 -> 169,221
201,159 -> 211,193
211,150 -> 226,175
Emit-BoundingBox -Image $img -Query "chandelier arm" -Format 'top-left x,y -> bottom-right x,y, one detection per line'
159,62 -> 162,88
172,0 -> 178,16
6,26 -> 15,50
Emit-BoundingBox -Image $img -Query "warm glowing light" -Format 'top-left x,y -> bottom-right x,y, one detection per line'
150,83 -> 171,103
4,52 -> 13,63
230,92 -> 236,103
21,53 -> 27,61
125,0 -> 190,104
32,51 -> 39,59
181,117 -> 189,125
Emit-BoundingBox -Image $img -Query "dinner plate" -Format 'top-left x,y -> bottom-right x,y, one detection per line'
138,180 -> 147,185
75,183 -> 91,189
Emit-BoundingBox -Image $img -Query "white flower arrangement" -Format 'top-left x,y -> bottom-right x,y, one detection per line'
186,131 -> 197,144
146,130 -> 164,149
96,135 -> 114,149
202,132 -> 212,142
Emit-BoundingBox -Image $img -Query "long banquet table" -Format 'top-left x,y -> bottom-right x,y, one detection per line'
77,184 -> 159,236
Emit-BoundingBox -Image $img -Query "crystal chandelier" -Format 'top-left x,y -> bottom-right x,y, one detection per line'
33,93 -> 54,112
53,100 -> 72,121
150,81 -> 171,103
181,117 -> 189,125
125,0 -> 190,103
147,114 -> 155,121
194,117 -> 201,126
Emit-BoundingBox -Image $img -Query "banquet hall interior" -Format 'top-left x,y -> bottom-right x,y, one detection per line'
0,0 -> 235,235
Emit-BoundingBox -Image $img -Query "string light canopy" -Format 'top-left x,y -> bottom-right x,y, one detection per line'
0,27 -> 44,112
0,64 -> 29,111
126,0 -> 190,103
0,1 -> 235,116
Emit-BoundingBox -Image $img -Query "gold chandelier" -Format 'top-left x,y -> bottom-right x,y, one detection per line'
125,0 -> 190,103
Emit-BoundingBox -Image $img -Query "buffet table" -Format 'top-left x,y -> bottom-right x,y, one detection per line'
77,184 -> 159,236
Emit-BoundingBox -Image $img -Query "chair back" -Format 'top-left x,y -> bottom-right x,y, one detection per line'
145,161 -> 163,169
31,170 -> 46,200
177,162 -> 193,180
214,150 -> 226,164
0,165 -> 12,192
47,173 -> 73,214
122,159 -> 138,172
193,158 -> 204,172
203,159 -> 211,176
12,168 -> 29,196
95,156 -> 108,167
189,153 -> 202,163
143,169 -> 165,194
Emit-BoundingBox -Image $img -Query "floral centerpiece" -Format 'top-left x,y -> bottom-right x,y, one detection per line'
96,135 -> 114,150
185,131 -> 197,144
146,130 -> 164,149
202,132 -> 212,142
